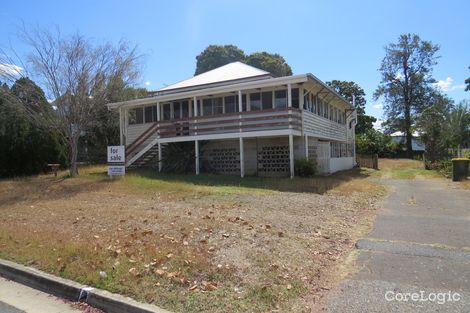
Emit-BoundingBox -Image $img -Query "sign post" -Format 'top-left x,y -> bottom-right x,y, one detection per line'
107,145 -> 125,176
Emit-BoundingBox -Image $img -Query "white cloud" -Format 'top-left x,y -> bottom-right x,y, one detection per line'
145,81 -> 151,86
0,63 -> 23,77
433,77 -> 465,92
372,103 -> 383,110
373,119 -> 384,130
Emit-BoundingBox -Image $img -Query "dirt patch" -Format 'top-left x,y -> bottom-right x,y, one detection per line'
0,168 -> 386,312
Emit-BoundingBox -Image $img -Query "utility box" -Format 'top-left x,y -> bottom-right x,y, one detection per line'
452,158 -> 469,181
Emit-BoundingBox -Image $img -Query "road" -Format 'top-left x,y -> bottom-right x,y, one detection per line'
323,178 -> 470,312
0,277 -> 82,313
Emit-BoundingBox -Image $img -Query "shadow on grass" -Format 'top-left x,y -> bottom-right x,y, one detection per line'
119,167 -> 373,194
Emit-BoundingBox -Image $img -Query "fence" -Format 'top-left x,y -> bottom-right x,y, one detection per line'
356,154 -> 378,169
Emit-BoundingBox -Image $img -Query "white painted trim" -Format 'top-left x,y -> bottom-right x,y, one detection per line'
157,129 -> 301,143
108,75 -> 309,109
119,107 -> 123,145
287,83 -> 292,108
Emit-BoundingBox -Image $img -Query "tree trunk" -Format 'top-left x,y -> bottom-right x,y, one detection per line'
69,135 -> 79,177
404,105 -> 413,158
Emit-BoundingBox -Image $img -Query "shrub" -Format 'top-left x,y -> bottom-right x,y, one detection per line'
466,150 -> 470,159
294,158 -> 317,177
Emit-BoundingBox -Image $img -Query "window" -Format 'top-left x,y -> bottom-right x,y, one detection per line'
241,94 -> 247,111
135,107 -> 144,124
182,100 -> 189,118
153,105 -> 159,121
128,109 -> 137,124
304,93 -> 310,110
318,98 -> 323,116
292,88 -> 299,108
173,102 -> 181,119
145,106 -> 154,123
274,90 -> 287,108
262,91 -> 272,110
312,94 -> 316,113
224,96 -> 237,113
213,97 -> 223,115
250,93 -> 261,111
163,103 -> 171,120
203,99 -> 212,116
324,103 -> 329,118
330,106 -> 334,121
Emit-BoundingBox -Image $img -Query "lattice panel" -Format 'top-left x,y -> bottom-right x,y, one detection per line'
258,145 -> 289,173
207,148 -> 240,173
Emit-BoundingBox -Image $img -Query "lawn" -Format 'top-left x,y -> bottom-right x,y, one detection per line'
373,158 -> 441,179
0,166 -> 386,313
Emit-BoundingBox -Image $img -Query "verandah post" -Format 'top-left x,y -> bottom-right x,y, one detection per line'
289,134 -> 294,179
195,140 -> 200,175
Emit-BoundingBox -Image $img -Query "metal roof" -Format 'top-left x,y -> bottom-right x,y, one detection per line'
156,61 -> 272,94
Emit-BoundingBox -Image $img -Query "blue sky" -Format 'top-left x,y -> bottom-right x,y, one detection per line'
1,0 -> 469,124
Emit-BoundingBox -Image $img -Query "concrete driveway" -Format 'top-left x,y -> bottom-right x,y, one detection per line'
324,178 -> 470,312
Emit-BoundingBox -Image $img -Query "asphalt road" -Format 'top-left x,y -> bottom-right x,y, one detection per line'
323,178 -> 470,312
0,277 -> 81,313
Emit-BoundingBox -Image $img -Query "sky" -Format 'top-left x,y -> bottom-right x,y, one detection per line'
1,0 -> 469,125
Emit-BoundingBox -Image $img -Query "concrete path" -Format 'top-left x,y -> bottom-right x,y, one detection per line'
324,178 -> 470,312
0,277 -> 82,313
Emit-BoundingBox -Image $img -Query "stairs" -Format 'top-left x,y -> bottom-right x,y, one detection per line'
127,144 -> 160,169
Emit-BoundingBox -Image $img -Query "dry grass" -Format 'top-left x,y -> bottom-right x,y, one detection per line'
373,158 -> 440,179
0,166 -> 386,313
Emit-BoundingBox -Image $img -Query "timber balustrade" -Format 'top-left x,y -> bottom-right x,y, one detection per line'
125,108 -> 302,160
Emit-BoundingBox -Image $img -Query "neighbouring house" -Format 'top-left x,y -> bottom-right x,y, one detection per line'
106,62 -> 357,177
390,131 -> 425,154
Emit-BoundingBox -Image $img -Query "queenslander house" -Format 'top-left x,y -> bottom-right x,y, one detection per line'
107,62 -> 357,177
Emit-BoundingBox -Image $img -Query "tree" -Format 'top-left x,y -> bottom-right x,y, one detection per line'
245,52 -> 292,77
325,80 -> 376,134
355,129 -> 401,157
194,45 -> 245,75
374,34 -> 439,157
446,100 -> 470,148
9,28 -> 142,176
194,44 -> 293,77
0,78 -> 63,177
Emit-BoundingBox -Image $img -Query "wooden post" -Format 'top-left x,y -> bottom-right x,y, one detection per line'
239,137 -> 244,178
195,140 -> 200,175
119,107 -> 123,146
158,142 -> 162,172
289,135 -> 294,178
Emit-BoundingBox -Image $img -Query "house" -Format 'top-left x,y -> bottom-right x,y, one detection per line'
390,131 -> 425,153
106,62 -> 357,177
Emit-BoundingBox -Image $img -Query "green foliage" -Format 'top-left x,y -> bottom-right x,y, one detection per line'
356,129 -> 402,157
0,79 -> 64,177
81,84 -> 148,163
466,150 -> 470,159
446,100 -> 470,148
294,158 -> 317,177
374,33 -> 440,156
194,45 -> 293,77
244,52 -> 292,77
325,80 -> 376,134
195,45 -> 246,75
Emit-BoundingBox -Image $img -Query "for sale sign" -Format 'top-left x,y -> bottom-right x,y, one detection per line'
107,145 -> 125,176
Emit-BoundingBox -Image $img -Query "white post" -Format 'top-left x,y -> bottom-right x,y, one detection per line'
195,140 -> 200,175
304,135 -> 309,159
156,102 -> 161,121
238,90 -> 243,112
119,107 -> 123,145
289,135 -> 294,179
239,137 -> 244,178
158,142 -> 162,172
299,86 -> 304,109
193,96 -> 198,117
287,83 -> 292,108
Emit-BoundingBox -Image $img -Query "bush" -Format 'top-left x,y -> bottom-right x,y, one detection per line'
355,129 -> 402,157
294,158 -> 317,177
466,150 -> 470,159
